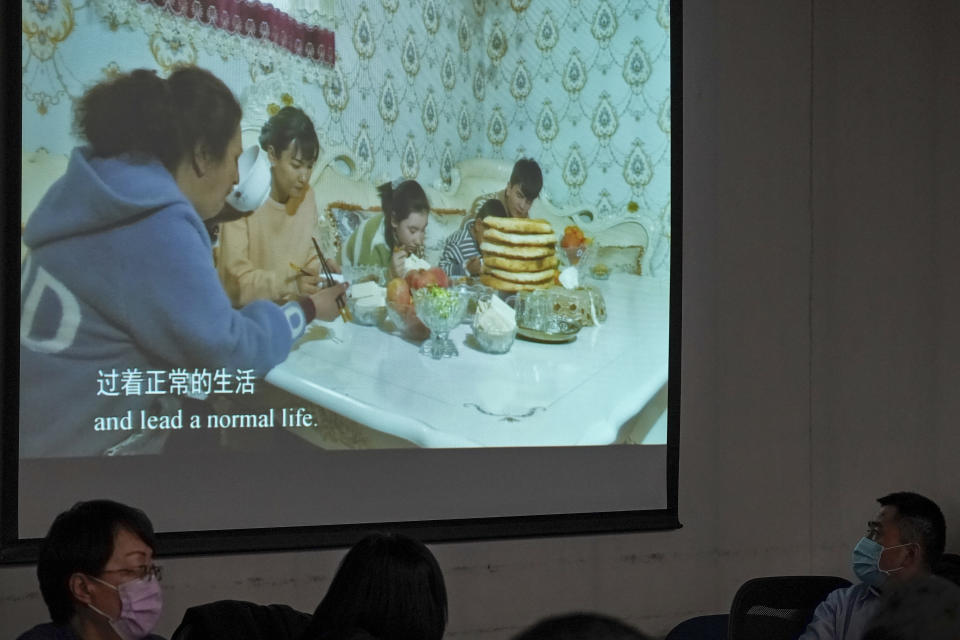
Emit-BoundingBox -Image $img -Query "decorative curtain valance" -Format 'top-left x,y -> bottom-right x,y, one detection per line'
91,0 -> 335,84
137,0 -> 334,66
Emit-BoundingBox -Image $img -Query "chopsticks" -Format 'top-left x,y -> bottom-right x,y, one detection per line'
311,237 -> 352,323
289,261 -> 312,277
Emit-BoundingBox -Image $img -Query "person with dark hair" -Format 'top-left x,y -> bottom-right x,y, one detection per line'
438,198 -> 509,277
19,67 -> 348,457
512,613 -> 650,640
217,106 -> 338,306
861,574 -> 960,640
18,500 -> 164,640
472,158 -> 543,220
338,180 -> 431,279
299,532 -> 447,640
798,491 -> 948,640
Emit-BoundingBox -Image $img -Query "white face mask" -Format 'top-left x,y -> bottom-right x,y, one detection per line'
87,575 -> 163,640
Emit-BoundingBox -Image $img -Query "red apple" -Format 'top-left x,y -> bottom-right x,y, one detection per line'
427,266 -> 449,288
405,269 -> 432,290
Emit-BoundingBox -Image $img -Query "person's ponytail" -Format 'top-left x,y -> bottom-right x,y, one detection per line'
377,181 -> 397,249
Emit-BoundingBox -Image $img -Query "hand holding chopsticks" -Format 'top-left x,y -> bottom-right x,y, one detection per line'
290,260 -> 325,297
311,238 -> 352,323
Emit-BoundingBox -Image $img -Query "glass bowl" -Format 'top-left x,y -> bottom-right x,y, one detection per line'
471,294 -> 518,354
412,286 -> 470,358
453,282 -> 496,323
472,322 -> 517,354
342,264 -> 387,286
347,296 -> 384,326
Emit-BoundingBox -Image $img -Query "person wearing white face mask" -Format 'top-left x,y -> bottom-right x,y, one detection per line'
18,500 -> 165,640
798,491 -> 947,640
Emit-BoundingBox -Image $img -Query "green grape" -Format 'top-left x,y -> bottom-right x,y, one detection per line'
426,285 -> 457,318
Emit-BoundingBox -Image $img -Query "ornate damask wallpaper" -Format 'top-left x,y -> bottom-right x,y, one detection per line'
22,0 -> 671,272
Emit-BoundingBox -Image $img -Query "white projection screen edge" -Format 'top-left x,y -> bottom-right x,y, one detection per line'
2,1 -> 681,562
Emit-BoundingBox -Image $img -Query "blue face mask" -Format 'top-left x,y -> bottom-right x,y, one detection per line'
851,537 -> 912,587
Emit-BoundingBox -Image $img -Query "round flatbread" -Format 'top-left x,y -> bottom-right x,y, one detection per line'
484,254 -> 559,272
483,228 -> 556,246
482,265 -> 557,283
484,217 -> 554,234
480,241 -> 555,259
480,274 -> 555,292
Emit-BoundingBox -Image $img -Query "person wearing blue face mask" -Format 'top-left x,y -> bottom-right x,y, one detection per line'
798,491 -> 946,640
18,500 -> 166,640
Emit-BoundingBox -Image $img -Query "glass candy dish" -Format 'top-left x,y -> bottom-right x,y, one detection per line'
515,287 -> 607,333
412,286 -> 469,358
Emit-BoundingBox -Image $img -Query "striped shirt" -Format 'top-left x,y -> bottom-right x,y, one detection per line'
439,218 -> 480,277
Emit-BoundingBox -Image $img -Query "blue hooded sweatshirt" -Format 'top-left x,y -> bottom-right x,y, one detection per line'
20,148 -> 309,457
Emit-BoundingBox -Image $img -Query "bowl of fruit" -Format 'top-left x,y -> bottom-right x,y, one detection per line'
385,267 -> 450,342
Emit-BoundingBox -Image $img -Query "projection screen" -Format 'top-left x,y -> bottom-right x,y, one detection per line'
3,0 -> 680,561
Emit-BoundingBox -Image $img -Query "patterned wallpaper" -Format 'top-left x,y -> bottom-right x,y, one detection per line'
22,0 -> 671,273
318,0 -> 483,184
470,0 -> 672,273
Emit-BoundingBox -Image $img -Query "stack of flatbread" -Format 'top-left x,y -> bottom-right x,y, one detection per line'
479,217 -> 559,292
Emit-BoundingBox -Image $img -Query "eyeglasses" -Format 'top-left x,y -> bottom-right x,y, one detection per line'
101,564 -> 163,582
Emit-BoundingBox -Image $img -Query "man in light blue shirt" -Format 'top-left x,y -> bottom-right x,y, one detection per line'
798,491 -> 946,640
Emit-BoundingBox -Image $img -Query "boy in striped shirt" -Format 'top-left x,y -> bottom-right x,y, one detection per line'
439,199 -> 509,277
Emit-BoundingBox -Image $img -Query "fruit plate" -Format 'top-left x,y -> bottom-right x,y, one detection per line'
516,325 -> 580,344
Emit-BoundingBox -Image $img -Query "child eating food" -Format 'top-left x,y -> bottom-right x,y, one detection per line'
339,179 -> 431,279
438,198 -> 510,277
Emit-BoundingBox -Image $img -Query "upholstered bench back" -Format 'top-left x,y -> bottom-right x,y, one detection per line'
322,200 -> 467,267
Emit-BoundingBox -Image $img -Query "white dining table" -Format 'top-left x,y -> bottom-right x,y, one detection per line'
265,273 -> 671,447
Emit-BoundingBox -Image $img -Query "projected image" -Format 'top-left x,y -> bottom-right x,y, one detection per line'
19,1 -> 671,458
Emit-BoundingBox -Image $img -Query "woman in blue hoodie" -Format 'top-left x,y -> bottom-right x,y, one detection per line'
19,67 -> 348,458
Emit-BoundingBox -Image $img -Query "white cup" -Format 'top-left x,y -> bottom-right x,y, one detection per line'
226,145 -> 271,212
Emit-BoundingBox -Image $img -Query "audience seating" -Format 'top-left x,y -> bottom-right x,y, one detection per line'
728,575 -> 851,640
171,599 -> 311,640
663,613 -> 728,639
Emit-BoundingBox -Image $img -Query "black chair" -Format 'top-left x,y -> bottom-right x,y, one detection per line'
728,575 -> 851,640
664,614 -> 729,640
171,599 -> 312,640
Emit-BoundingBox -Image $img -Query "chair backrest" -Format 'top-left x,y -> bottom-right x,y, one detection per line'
664,614 -> 729,640
171,599 -> 312,640
728,575 -> 852,640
